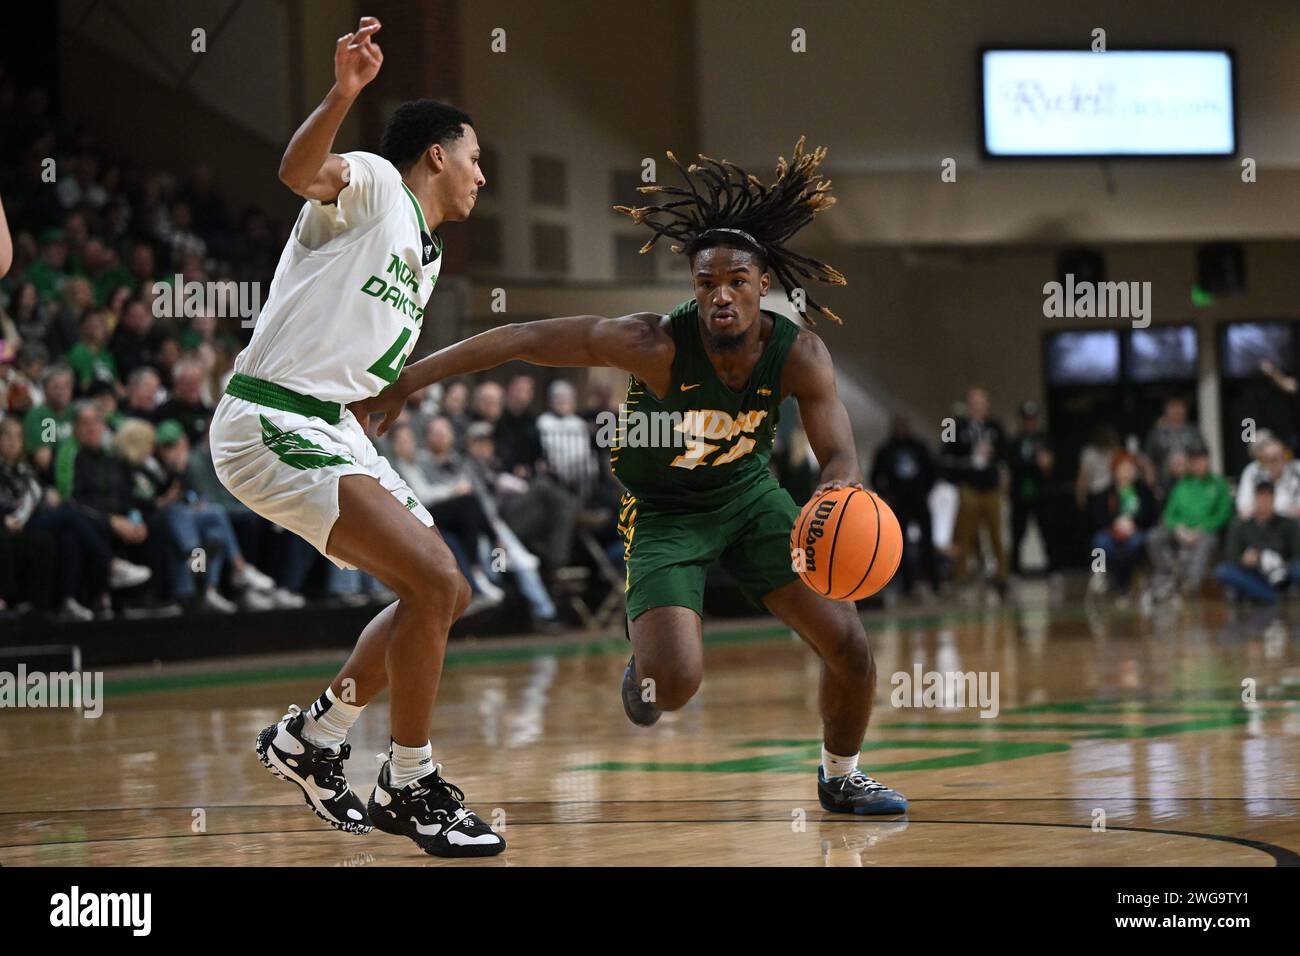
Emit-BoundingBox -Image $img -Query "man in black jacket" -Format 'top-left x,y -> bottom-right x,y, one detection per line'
870,415 -> 939,596
1214,481 -> 1300,603
1008,400 -> 1064,575
943,387 -> 1009,595
67,402 -> 149,551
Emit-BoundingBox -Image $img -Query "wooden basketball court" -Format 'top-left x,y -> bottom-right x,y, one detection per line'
2,587 -> 1298,866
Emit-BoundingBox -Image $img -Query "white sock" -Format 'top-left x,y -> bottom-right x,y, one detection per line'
299,686 -> 364,749
822,746 -> 859,779
389,740 -> 434,788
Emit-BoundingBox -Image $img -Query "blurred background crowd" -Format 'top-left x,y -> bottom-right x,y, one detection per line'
4,0 -> 1300,633
865,387 -> 1300,611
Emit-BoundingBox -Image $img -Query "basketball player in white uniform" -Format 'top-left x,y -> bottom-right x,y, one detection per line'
209,17 -> 503,857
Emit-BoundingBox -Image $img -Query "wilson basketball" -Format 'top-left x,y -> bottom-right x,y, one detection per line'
791,488 -> 903,601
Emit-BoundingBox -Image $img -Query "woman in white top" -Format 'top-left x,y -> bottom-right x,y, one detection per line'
1076,424 -> 1121,529
1236,438 -> 1300,518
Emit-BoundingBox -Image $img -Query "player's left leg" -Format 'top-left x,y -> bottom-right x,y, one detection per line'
762,581 -> 873,755
760,580 -> 907,814
721,479 -> 907,815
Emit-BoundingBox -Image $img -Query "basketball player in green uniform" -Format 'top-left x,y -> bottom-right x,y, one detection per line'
353,141 -> 906,814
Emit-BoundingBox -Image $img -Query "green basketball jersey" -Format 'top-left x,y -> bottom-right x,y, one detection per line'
610,298 -> 801,513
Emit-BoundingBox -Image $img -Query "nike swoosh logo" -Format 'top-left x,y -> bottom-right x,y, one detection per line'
679,383 -> 701,391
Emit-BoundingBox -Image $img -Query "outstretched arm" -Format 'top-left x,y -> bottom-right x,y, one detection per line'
1260,358 -> 1298,395
278,17 -> 383,200
0,192 -> 11,278
784,331 -> 863,496
351,313 -> 670,436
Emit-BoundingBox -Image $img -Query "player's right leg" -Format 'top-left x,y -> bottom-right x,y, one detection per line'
251,479 -> 468,838
615,497 -> 716,725
622,606 -> 704,724
325,474 -> 505,857
211,394 -> 501,854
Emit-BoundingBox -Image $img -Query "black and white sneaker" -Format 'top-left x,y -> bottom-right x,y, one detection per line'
254,705 -> 372,834
368,759 -> 506,858
817,766 -> 909,815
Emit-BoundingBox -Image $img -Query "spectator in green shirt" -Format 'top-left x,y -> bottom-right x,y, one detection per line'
81,238 -> 133,306
65,310 -> 119,392
21,364 -> 75,479
25,229 -> 69,305
87,379 -> 125,432
1147,445 -> 1234,600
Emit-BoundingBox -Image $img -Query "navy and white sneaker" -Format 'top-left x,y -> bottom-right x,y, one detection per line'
620,655 -> 661,727
368,759 -> 505,858
817,766 -> 909,815
254,704 -> 372,834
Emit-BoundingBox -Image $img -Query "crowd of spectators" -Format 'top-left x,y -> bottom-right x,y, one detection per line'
866,388 -> 1300,608
0,73 -> 312,621
10,68 -> 1299,628
0,73 -> 628,628
375,372 -> 628,632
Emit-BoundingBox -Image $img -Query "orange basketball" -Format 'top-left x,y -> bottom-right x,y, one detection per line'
791,488 -> 903,601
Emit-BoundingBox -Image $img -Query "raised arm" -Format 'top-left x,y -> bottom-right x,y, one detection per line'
0,191 -> 11,278
783,330 -> 863,495
278,17 -> 383,200
351,313 -> 672,436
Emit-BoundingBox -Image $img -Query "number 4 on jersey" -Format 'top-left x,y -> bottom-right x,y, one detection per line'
367,327 -> 414,384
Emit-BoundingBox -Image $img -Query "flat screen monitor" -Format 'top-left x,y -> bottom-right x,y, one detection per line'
981,49 -> 1236,158
1045,330 -> 1121,386
1128,325 -> 1199,382
1221,322 -> 1292,379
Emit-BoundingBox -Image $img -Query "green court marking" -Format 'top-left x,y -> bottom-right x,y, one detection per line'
882,710 -> 1273,739
101,637 -> 628,697
98,604 -> 1053,698
573,700 -> 1289,775
1007,691 -> 1300,712
79,599 -> 1294,777
573,739 -> 1071,774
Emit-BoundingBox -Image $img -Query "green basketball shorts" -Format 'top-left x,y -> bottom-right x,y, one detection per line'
616,476 -> 802,621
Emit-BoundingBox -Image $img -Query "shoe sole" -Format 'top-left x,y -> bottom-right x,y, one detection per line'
367,792 -> 506,858
818,795 -> 909,816
254,725 -> 372,835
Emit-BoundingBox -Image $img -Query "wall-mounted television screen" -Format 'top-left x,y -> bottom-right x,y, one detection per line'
1128,325 -> 1199,382
981,49 -> 1236,158
1045,330 -> 1121,386
1221,322 -> 1292,379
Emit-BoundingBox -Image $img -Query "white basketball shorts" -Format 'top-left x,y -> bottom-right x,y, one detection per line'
209,390 -> 434,569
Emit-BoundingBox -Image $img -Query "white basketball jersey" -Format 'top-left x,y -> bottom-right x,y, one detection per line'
233,151 -> 442,404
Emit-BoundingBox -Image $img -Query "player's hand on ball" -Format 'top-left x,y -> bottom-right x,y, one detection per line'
335,17 -> 383,97
813,478 -> 863,498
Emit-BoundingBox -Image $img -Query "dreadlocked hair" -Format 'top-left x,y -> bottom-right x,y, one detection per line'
613,136 -> 846,325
